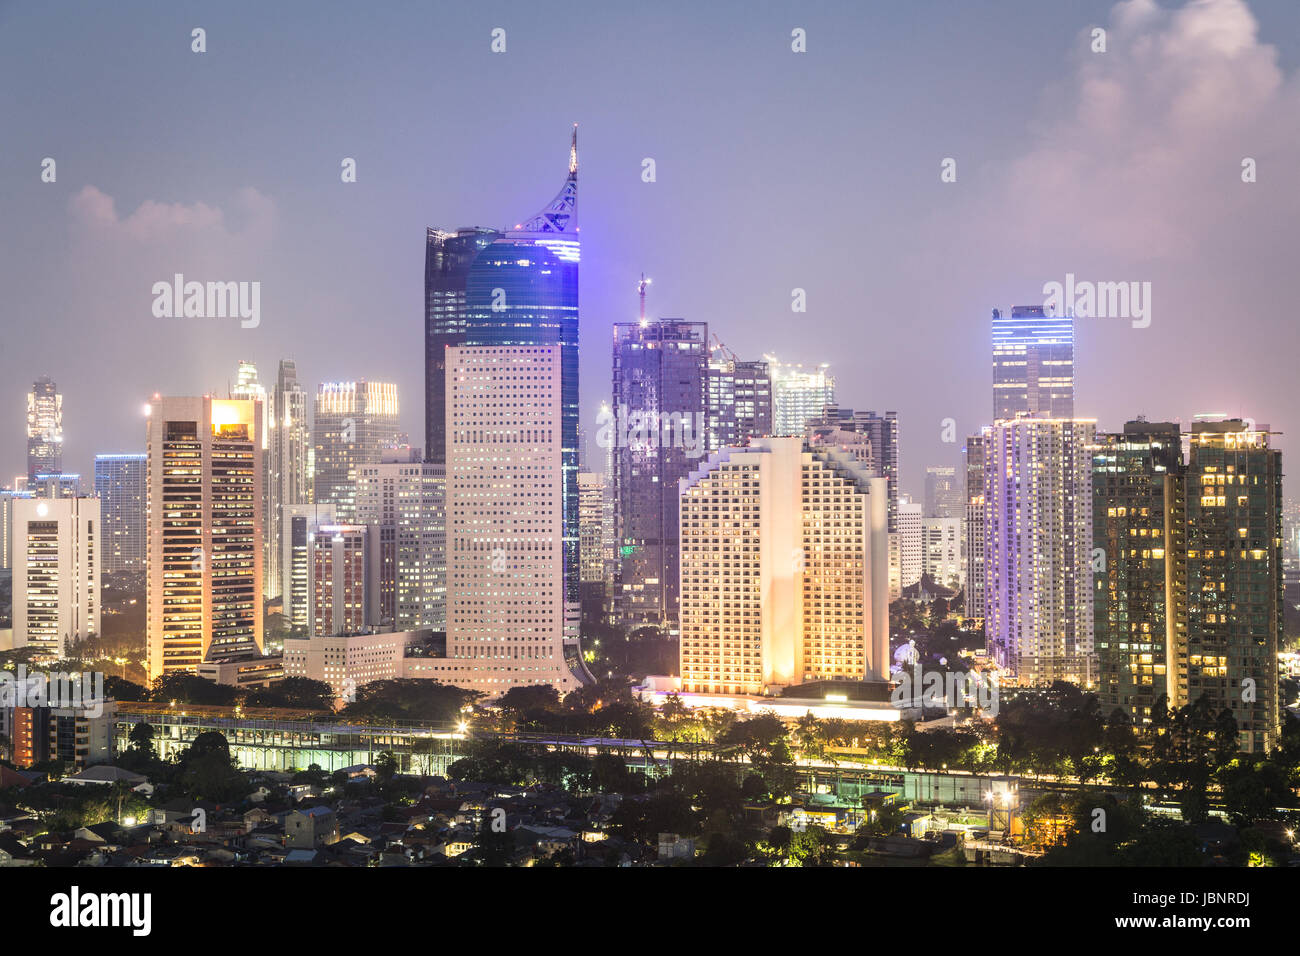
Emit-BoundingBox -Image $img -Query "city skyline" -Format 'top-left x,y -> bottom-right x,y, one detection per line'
5,0 -> 1300,499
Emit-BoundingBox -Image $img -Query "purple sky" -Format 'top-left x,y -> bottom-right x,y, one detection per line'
3,0 -> 1300,496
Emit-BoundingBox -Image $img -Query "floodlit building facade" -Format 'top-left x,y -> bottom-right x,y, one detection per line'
312,380 -> 400,522
146,396 -> 264,679
678,436 -> 889,696
11,497 -> 101,657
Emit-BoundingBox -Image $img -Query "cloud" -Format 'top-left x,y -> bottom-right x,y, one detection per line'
69,185 -> 274,243
995,0 -> 1300,261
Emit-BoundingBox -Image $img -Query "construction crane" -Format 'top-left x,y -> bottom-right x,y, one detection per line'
710,332 -> 737,363
637,273 -> 651,325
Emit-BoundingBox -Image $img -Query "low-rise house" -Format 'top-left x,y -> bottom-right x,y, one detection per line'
286,806 -> 338,849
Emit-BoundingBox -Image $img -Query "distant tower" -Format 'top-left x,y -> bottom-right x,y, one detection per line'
991,306 -> 1074,420
26,376 -> 63,482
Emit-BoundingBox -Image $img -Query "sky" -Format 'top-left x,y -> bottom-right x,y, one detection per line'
3,0 -> 1300,496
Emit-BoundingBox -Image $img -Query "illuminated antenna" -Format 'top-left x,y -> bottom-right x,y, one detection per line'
569,124 -> 578,178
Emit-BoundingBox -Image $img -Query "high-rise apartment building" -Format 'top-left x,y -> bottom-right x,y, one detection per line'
678,437 -> 889,695
11,496 -> 101,657
146,396 -> 264,679
991,306 -> 1074,420
767,358 -> 835,438
985,416 -> 1096,685
611,319 -> 709,631
578,471 -> 610,624
312,380 -> 400,522
891,498 -> 924,596
26,377 -> 62,483
1182,418 -> 1282,753
444,345 -> 589,694
1092,421 -> 1184,725
94,454 -> 146,572
964,429 -> 990,621
355,459 -> 446,631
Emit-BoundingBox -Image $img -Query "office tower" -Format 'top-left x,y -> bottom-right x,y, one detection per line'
678,436 -> 889,695
922,517 -> 963,590
767,358 -> 835,437
891,499 -> 924,596
924,466 -> 962,518
444,345 -> 589,694
308,523 -> 379,637
1092,421 -> 1185,725
355,459 -> 446,631
1182,418 -> 1282,753
706,349 -> 772,452
991,306 -> 1074,420
30,473 -> 79,498
282,503 -> 336,633
312,380 -> 400,521
611,319 -> 709,631
985,417 -> 1096,685
231,361 -> 274,596
853,411 -> 900,531
0,489 -> 34,570
578,471 -> 608,624
11,497 -> 101,657
270,359 -> 311,600
964,430 -> 990,621
26,377 -> 62,483
425,130 -> 582,633
93,454 -> 146,572
146,396 -> 264,679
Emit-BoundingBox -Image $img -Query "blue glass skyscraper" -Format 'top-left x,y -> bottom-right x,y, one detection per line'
425,129 -> 582,617
991,305 -> 1074,420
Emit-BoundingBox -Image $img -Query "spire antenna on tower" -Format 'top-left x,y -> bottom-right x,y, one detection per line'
638,273 -> 651,325
569,123 -> 578,178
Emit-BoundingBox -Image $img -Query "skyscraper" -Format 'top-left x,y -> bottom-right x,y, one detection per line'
985,416 -> 1096,685
281,503 -> 336,633
312,380 -> 400,522
852,411 -> 900,531
991,306 -> 1075,420
426,129 -> 582,634
308,523 -> 379,638
94,454 -> 146,572
146,396 -> 264,679
269,359 -> 311,600
443,345 -> 588,693
611,319 -> 709,631
11,496 -> 100,657
1092,420 -> 1184,725
767,358 -> 835,437
26,376 -> 62,483
678,437 -> 890,694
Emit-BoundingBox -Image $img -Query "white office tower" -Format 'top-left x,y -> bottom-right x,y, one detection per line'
985,416 -> 1096,686
767,357 -> 835,438
12,497 -> 101,657
678,436 -> 889,696
922,517 -> 963,589
281,503 -> 337,633
355,460 -> 446,631
146,396 -> 264,679
268,359 -> 311,600
889,498 -> 923,598
444,346 -> 585,695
